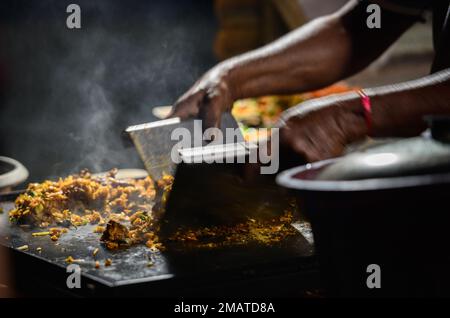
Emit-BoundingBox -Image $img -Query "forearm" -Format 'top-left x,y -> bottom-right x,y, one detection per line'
367,69 -> 450,137
274,71 -> 450,163
219,15 -> 351,99
217,13 -> 353,100
217,1 -> 415,100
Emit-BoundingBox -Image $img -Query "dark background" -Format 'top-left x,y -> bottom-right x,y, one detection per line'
0,0 -> 217,182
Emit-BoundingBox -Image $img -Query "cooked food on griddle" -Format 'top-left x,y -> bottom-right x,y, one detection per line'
100,220 -> 131,249
100,216 -> 163,251
8,169 -> 297,251
9,169 -> 169,250
31,228 -> 68,241
9,169 -> 157,228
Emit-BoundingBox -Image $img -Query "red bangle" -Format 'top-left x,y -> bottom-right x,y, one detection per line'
358,90 -> 372,136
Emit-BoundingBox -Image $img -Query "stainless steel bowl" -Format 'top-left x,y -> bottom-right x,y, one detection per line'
0,156 -> 29,193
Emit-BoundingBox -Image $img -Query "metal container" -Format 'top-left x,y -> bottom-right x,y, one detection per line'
0,156 -> 28,193
276,116 -> 450,297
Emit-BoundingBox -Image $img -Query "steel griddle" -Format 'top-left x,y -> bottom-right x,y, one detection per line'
0,192 -> 316,297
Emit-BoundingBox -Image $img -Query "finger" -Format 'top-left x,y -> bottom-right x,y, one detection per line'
280,117 -> 329,163
167,92 -> 203,119
198,94 -> 223,130
282,134 -> 313,163
308,125 -> 338,160
287,125 -> 324,163
293,138 -> 323,163
315,116 -> 348,159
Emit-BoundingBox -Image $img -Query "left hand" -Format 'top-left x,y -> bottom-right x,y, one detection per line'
276,94 -> 368,163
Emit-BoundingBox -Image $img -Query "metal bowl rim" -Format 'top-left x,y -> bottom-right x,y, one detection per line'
276,159 -> 450,192
0,156 -> 29,189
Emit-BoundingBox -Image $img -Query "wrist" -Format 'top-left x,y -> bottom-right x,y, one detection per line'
215,60 -> 244,100
335,92 -> 372,140
357,90 -> 373,136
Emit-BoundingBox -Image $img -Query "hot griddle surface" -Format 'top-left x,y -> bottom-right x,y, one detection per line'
0,197 -> 315,296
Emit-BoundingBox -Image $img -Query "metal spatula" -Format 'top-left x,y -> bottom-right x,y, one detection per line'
125,113 -> 243,180
124,112 -> 291,236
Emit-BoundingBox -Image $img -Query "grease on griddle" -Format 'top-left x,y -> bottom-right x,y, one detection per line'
168,211 -> 297,249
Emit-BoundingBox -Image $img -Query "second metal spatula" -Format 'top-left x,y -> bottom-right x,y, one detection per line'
124,112 -> 291,236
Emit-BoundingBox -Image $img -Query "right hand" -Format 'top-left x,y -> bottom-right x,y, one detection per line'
168,66 -> 235,129
276,93 -> 367,163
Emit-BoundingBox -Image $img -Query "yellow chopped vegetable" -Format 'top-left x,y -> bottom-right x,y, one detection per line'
32,231 -> 51,237
65,256 -> 74,263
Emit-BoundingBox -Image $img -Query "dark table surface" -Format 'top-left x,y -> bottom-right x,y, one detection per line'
0,198 -> 318,297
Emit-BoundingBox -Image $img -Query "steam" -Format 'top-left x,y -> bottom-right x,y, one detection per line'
74,66 -> 117,174
0,0 -> 216,182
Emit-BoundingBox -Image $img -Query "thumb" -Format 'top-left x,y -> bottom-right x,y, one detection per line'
167,91 -> 204,120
